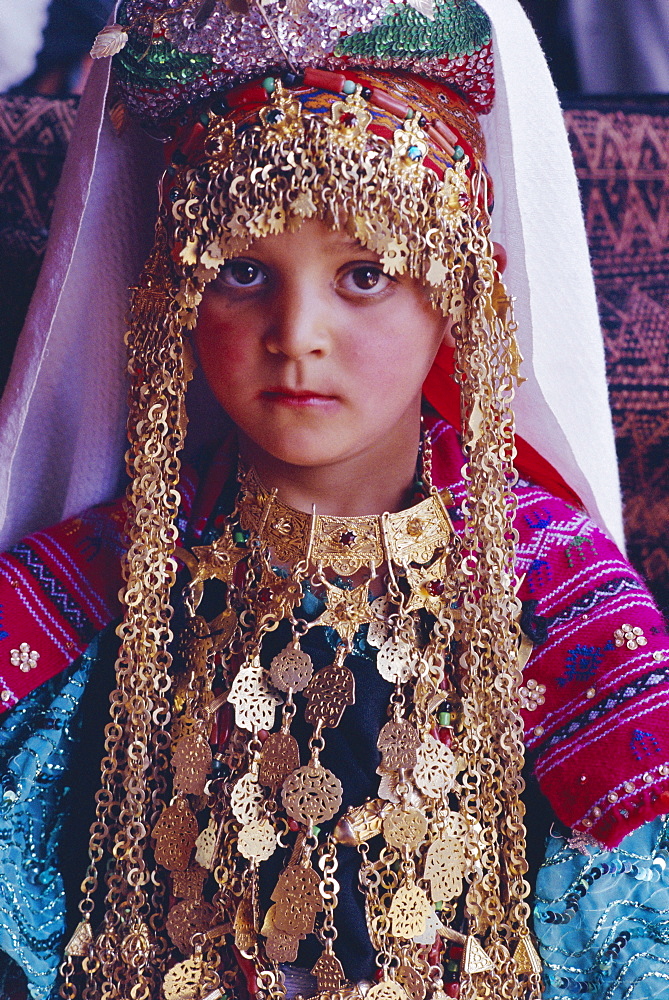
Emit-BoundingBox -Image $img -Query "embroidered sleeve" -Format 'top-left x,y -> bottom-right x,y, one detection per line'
512,487 -> 669,847
0,464 -> 201,716
0,501 -> 128,714
534,816 -> 669,998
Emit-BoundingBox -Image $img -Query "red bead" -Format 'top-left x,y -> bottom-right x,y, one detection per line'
445,985 -> 460,997
182,121 -> 207,158
288,819 -> 300,832
437,727 -> 453,746
433,118 -> 458,146
257,587 -> 272,603
369,88 -> 409,119
304,67 -> 347,92
258,729 -> 269,742
428,939 -> 443,967
215,703 -> 233,749
425,124 -> 453,155
225,81 -> 268,108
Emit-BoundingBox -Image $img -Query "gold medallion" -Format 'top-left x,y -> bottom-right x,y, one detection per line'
272,862 -> 322,936
163,957 -> 218,1000
367,596 -> 393,649
388,882 -> 432,939
304,661 -> 356,729
237,818 -> 277,862
312,951 -> 346,991
234,884 -> 257,952
265,927 -> 302,963
259,731 -> 301,790
377,637 -> 418,684
424,836 -> 466,901
152,799 -> 198,872
172,731 -> 213,796
413,736 -> 457,798
230,772 -> 265,826
282,762 -> 344,826
377,719 -> 421,771
269,644 -> 314,692
228,658 -> 282,732
166,899 -> 216,955
383,806 -> 428,851
397,964 -> 426,1000
366,980 -> 410,1000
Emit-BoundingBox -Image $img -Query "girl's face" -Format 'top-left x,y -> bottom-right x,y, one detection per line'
195,217 -> 446,481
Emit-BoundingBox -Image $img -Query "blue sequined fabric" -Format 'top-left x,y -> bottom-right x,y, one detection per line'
536,815 -> 669,997
0,637 -> 101,1000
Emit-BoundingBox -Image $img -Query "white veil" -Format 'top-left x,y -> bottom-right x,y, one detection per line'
0,0 -> 625,551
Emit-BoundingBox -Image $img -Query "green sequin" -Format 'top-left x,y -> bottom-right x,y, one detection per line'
336,0 -> 491,62
114,33 -> 216,92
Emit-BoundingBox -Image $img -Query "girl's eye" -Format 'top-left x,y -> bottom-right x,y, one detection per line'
338,264 -> 393,296
218,259 -> 267,288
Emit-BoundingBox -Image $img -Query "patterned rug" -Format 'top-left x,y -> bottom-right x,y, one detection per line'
563,98 -> 669,614
0,95 -> 79,391
0,95 -> 667,611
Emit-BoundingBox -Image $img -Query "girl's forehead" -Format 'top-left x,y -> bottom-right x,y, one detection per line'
241,218 -> 379,258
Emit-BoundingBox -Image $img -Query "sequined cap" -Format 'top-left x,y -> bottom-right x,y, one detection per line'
109,0 -> 493,125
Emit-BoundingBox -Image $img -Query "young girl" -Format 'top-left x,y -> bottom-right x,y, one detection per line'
1,2 -> 668,999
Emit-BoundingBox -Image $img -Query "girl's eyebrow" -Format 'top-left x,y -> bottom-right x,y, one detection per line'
328,235 -> 380,256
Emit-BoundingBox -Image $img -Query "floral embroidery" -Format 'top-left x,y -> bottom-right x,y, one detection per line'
565,534 -> 597,568
557,641 -> 615,687
527,558 -> 552,592
630,729 -> 661,760
524,508 -> 553,531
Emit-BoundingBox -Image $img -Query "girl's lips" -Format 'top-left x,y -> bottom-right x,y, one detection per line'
261,388 -> 337,406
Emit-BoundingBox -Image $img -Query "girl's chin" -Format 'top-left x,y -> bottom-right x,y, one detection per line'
240,433 -> 359,473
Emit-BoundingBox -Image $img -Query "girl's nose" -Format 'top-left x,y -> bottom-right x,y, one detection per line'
264,283 -> 332,360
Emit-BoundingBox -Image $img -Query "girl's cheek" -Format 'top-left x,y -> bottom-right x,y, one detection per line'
196,316 -> 253,370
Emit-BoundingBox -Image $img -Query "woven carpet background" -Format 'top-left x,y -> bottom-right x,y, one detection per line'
0,95 -> 79,392
563,99 -> 669,614
0,94 -> 667,614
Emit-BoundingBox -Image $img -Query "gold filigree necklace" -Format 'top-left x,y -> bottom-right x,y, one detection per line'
63,441 -> 541,1000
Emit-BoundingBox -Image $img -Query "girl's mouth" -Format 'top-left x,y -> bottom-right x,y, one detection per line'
261,387 -> 337,407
